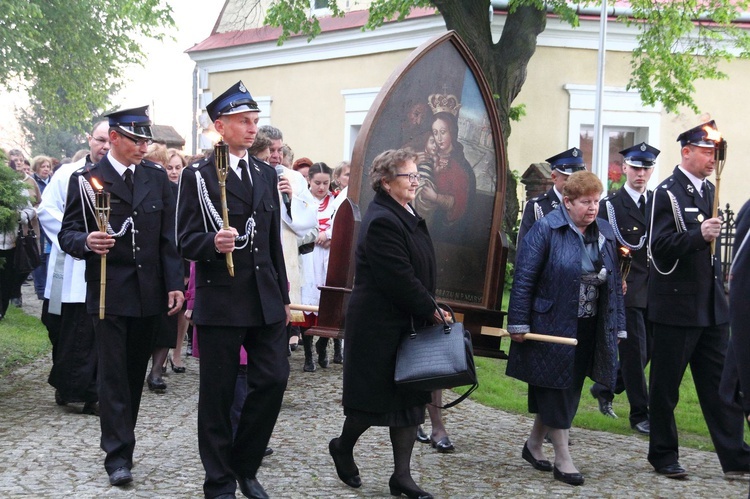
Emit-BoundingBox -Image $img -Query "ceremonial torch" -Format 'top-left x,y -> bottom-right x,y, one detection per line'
618,246 -> 633,282
706,125 -> 727,256
91,178 -> 110,319
214,139 -> 234,277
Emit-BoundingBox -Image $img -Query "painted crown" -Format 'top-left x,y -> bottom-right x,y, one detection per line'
427,93 -> 461,117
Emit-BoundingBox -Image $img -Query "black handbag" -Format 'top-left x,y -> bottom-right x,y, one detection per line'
394,300 -> 478,409
14,223 -> 42,273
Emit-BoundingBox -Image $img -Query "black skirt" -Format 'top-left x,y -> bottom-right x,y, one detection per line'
528,316 -> 597,429
344,404 -> 426,428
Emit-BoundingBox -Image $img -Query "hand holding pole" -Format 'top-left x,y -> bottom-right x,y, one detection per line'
214,140 -> 234,277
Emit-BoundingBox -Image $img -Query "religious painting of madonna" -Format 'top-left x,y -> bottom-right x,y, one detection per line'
349,31 -> 507,309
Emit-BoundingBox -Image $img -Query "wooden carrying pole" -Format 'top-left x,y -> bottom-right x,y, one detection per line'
482,326 -> 578,346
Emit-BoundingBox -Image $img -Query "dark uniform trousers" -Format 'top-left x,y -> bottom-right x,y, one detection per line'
647,166 -> 750,472
177,153 -> 291,498
59,157 -> 183,475
591,189 -> 651,426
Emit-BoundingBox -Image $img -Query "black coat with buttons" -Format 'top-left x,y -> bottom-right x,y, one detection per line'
59,156 -> 183,317
506,207 -> 625,390
598,187 -> 651,309
176,153 -> 289,327
648,166 -> 728,327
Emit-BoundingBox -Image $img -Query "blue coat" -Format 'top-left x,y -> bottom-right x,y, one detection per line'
506,207 -> 625,389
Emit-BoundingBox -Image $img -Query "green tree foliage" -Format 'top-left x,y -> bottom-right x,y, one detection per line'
0,0 -> 175,134
0,167 -> 29,234
19,102 -> 87,159
263,0 -> 750,250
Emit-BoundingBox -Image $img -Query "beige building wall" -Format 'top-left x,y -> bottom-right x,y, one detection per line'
201,27 -> 750,213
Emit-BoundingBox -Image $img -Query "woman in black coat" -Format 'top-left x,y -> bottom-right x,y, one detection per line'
507,171 -> 625,486
329,149 -> 446,499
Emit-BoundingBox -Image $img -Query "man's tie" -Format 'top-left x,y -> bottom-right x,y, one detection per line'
638,194 -> 646,218
239,159 -> 252,193
700,181 -> 706,198
123,168 -> 134,193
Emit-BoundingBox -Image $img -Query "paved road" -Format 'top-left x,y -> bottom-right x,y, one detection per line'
0,282 -> 748,497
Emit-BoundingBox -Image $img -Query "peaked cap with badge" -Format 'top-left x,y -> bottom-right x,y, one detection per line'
104,105 -> 153,140
620,142 -> 660,168
676,120 -> 720,148
546,147 -> 586,175
206,80 -> 260,122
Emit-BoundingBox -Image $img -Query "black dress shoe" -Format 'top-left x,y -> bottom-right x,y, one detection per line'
303,357 -> 316,372
108,467 -> 132,486
146,375 -> 167,391
553,465 -> 584,486
54,390 -> 67,406
631,420 -> 650,435
590,386 -> 617,418
82,401 -> 100,416
430,436 -> 454,453
415,426 -> 430,444
213,494 -> 237,499
655,463 -> 687,479
263,447 -> 273,457
235,476 -> 269,499
316,338 -> 329,368
388,475 -> 433,498
329,438 -> 361,488
522,441 -> 552,472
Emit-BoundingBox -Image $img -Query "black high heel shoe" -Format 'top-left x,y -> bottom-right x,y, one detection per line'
329,438 -> 361,488
147,375 -> 167,391
430,435 -> 455,453
169,357 -> 186,374
416,426 -> 430,444
388,475 -> 433,498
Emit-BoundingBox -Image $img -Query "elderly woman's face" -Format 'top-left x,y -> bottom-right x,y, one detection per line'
385,159 -> 419,207
565,193 -> 600,230
37,161 -> 52,179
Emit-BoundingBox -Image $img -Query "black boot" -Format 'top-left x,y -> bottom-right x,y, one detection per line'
303,335 -> 316,372
316,337 -> 329,368
333,338 -> 343,364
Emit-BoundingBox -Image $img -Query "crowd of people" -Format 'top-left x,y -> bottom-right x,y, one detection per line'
3,79 -> 750,499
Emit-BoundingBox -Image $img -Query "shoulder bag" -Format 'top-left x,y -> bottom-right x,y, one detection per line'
394,299 -> 478,409
14,223 -> 42,273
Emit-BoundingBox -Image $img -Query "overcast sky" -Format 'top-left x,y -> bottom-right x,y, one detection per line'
0,0 -> 226,156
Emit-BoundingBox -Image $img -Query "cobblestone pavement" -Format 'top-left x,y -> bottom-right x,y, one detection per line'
1,282 -> 748,497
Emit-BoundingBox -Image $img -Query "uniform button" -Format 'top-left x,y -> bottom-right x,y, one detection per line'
253,211 -> 257,216
138,264 -> 142,268
207,279 -> 212,284
133,211 -> 138,216
136,247 -> 140,251
256,266 -> 260,270
254,248 -> 258,253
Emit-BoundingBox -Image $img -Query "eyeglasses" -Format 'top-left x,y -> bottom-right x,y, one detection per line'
395,173 -> 422,183
117,132 -> 153,147
90,136 -> 110,145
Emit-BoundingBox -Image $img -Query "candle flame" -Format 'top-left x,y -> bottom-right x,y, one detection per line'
204,129 -> 222,145
91,178 -> 103,190
704,125 -> 722,142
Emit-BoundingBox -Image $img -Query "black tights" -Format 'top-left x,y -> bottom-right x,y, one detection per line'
338,417 -> 418,485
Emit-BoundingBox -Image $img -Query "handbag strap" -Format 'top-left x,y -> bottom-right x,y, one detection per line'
433,383 -> 478,410
408,296 -> 455,337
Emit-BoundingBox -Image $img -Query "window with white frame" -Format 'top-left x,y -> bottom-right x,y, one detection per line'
311,0 -> 329,15
342,87 -> 379,160
565,84 -> 662,194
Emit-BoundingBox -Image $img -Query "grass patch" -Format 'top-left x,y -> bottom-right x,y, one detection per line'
0,305 -> 50,377
457,352 -> 715,451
